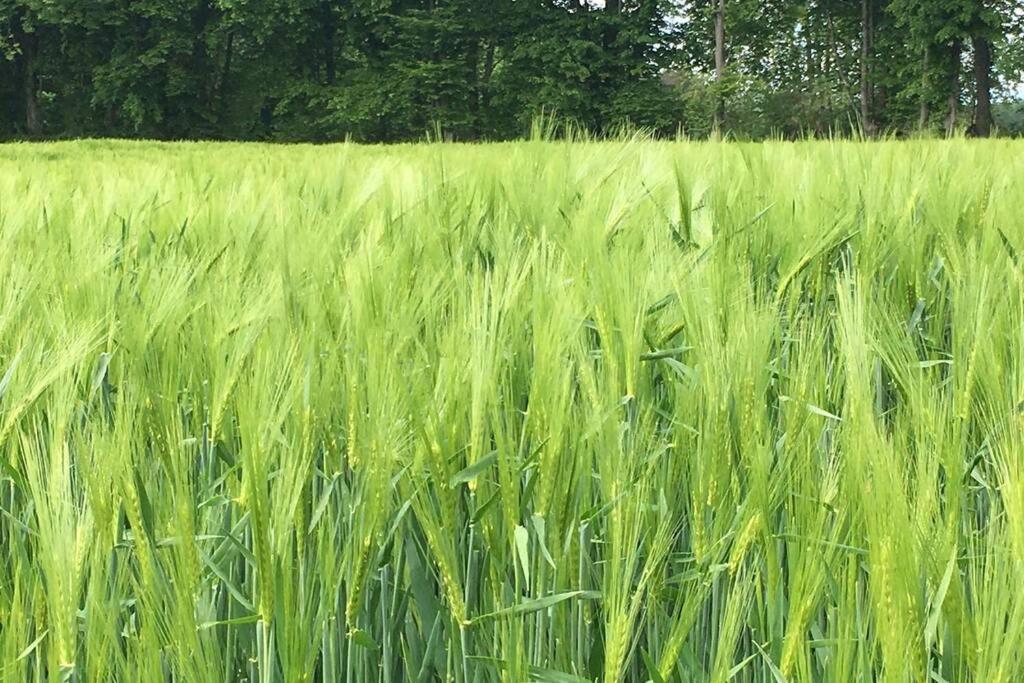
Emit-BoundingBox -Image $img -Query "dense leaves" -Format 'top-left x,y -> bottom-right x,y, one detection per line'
0,1 -> 1022,139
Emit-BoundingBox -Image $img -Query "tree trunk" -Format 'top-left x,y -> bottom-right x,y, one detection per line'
13,12 -> 41,136
475,41 -> 496,138
191,1 -> 213,73
23,35 -> 40,135
322,1 -> 337,85
918,46 -> 931,129
945,40 -> 961,137
859,0 -> 874,137
714,0 -> 726,129
189,0 -> 214,127
483,43 -> 496,84
466,38 -> 481,140
218,31 -> 235,121
805,5 -> 816,83
826,12 -> 836,125
972,34 -> 992,137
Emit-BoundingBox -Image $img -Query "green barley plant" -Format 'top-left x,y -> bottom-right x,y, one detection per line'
0,137 -> 1022,681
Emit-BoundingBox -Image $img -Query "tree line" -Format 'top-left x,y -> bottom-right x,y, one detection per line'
2,0 -> 1022,142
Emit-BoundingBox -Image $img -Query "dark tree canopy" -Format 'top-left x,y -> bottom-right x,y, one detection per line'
1,0 -> 1022,141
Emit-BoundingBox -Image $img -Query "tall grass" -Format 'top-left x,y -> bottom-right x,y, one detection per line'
0,138 -> 1021,681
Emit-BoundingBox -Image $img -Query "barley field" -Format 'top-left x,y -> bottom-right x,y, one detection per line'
0,139 -> 1022,682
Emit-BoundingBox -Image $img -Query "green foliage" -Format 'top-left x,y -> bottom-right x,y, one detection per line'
3,0 -> 1020,141
995,100 -> 1024,132
0,0 -> 687,141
